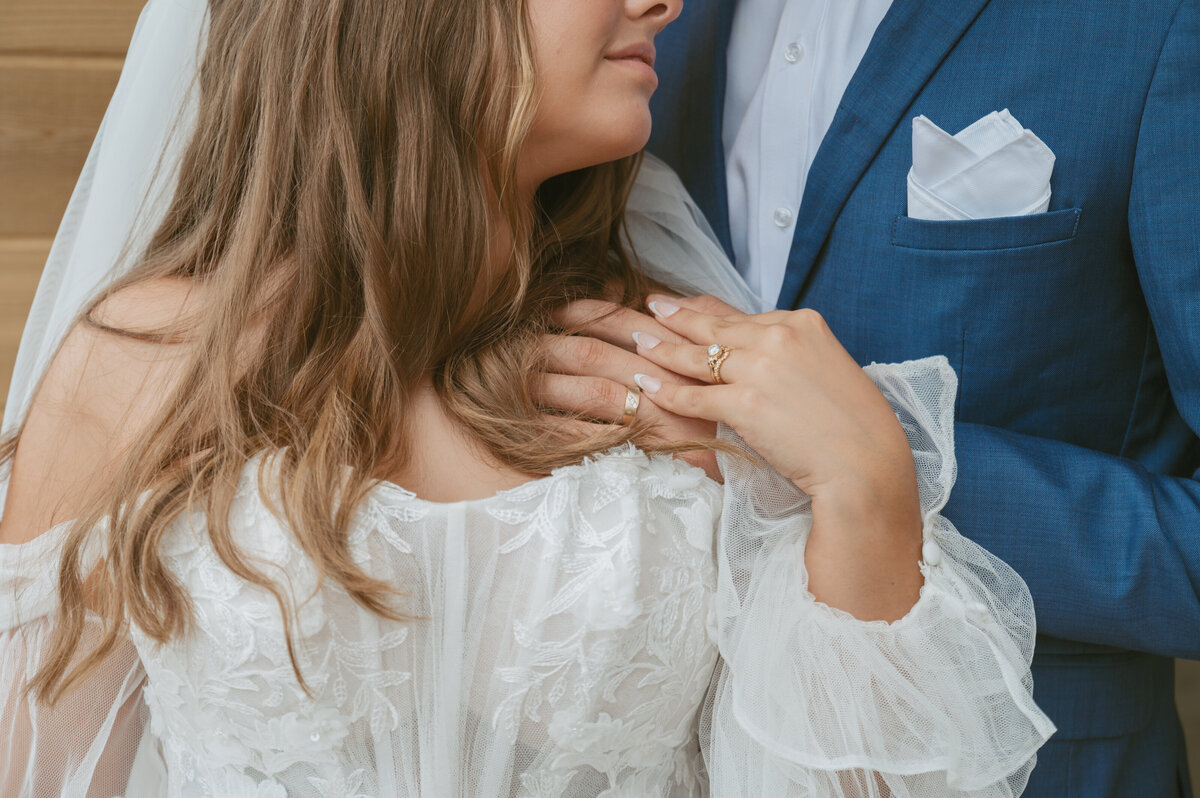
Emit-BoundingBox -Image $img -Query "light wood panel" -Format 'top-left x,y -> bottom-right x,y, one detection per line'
0,56 -> 122,237
0,0 -> 145,57
0,239 -> 51,415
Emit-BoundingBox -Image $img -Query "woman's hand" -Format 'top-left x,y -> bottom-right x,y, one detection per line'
633,294 -> 924,621
532,299 -> 726,478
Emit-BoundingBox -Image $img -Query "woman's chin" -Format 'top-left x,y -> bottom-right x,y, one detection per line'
612,108 -> 654,155
578,116 -> 653,167
522,116 -> 653,185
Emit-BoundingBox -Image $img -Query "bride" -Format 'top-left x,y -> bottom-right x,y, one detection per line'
0,0 -> 1053,795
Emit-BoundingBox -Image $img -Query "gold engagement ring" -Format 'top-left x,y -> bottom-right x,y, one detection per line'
706,344 -> 733,384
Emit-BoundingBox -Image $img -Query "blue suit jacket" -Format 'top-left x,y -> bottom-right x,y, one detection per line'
649,1 -> 1200,795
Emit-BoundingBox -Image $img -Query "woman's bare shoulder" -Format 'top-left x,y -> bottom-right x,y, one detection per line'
0,277 -> 205,544
88,274 -> 208,334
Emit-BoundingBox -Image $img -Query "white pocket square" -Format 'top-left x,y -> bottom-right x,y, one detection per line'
907,109 -> 1056,221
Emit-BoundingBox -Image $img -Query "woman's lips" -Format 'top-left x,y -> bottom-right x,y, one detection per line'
606,42 -> 656,68
605,43 -> 658,86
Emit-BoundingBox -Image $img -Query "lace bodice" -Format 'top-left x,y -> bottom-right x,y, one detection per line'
1,358 -> 1054,798
135,446 -> 723,797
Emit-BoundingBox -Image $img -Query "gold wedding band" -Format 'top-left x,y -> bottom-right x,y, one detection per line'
619,385 -> 642,426
706,344 -> 733,384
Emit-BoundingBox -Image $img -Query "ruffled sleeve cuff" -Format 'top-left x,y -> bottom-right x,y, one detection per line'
706,356 -> 1054,796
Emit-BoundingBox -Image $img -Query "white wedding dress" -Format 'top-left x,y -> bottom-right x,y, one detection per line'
0,3 -> 1054,796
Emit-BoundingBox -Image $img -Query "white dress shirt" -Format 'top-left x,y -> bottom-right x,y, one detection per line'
724,0 -> 893,307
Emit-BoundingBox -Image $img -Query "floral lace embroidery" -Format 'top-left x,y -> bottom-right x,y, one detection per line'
127,448 -> 724,797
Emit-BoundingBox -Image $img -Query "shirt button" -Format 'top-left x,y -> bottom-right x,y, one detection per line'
784,42 -> 805,63
922,539 -> 944,567
773,206 -> 794,228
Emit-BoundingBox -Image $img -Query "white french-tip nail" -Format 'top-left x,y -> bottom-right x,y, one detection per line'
648,301 -> 680,318
632,332 -> 661,350
634,373 -> 662,395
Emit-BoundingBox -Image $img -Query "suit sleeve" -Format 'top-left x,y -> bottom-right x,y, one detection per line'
945,0 -> 1200,659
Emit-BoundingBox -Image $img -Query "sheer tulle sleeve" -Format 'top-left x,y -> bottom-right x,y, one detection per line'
702,356 -> 1056,797
0,521 -> 161,798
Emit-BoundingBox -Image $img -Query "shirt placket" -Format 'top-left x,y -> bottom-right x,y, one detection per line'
753,0 -> 821,304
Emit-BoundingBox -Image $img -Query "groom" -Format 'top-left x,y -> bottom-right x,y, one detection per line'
642,0 -> 1199,795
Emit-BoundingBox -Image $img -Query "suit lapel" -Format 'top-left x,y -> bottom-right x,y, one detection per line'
776,0 -> 993,309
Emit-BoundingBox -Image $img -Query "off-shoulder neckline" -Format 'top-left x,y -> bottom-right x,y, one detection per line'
334,442 -> 708,508
0,444 -> 714,551
0,460 -> 78,554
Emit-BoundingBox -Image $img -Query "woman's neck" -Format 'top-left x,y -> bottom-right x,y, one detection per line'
384,183 -> 542,502
379,380 -> 532,503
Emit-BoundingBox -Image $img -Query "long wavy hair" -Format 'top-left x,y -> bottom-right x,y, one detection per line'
16,0 -> 697,702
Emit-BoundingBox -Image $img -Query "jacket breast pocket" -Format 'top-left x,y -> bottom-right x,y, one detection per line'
891,207 -> 1082,252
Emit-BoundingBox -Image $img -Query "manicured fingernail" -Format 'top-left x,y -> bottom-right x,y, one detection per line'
634,373 -> 662,395
632,332 -> 661,350
652,298 -> 681,316
648,301 -> 679,318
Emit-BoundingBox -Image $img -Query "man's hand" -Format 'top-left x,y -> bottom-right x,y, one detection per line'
534,296 -> 741,479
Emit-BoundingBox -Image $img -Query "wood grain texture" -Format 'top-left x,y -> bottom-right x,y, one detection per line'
0,56 -> 122,237
0,239 -> 51,415
0,0 -> 145,57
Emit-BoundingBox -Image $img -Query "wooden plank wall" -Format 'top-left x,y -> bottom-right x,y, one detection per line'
2,0 -> 1199,784
0,0 -> 144,410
